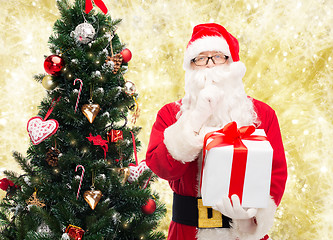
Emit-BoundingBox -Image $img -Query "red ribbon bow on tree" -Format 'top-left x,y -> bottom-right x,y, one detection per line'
86,133 -> 109,159
200,121 -> 268,204
0,178 -> 16,191
85,0 -> 108,14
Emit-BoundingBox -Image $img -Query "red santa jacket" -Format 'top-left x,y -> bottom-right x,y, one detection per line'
146,98 -> 287,240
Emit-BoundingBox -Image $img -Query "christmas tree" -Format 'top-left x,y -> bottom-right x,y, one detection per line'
0,0 -> 166,239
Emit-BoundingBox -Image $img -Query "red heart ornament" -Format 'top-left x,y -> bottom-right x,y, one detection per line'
128,160 -> 149,183
27,116 -> 59,145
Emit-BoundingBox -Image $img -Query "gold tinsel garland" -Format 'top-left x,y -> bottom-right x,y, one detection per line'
0,0 -> 332,238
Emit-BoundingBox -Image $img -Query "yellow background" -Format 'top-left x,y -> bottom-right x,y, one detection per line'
0,0 -> 332,238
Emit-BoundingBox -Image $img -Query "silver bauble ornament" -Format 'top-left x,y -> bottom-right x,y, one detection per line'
61,233 -> 71,240
124,81 -> 136,95
72,22 -> 96,44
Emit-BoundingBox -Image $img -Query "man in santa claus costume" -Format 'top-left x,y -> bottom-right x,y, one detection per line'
146,23 -> 287,240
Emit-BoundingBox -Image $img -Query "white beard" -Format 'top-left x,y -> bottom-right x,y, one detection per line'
180,63 -> 259,128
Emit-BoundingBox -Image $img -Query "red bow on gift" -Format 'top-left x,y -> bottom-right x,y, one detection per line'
85,0 -> 108,14
86,133 -> 109,159
201,121 -> 268,204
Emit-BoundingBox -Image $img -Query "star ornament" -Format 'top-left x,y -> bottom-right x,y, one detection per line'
26,191 -> 46,208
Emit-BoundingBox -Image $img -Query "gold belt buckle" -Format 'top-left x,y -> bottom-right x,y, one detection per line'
197,198 -> 223,228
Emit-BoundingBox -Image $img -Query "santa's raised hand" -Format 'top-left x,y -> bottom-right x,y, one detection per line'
190,84 -> 222,134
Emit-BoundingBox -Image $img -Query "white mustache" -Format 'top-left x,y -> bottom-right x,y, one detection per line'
192,65 -> 232,88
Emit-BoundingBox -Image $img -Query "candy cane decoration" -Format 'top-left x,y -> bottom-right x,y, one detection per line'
75,165 -> 85,199
73,78 -> 83,113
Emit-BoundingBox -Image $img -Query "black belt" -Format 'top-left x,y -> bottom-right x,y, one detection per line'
172,192 -> 231,228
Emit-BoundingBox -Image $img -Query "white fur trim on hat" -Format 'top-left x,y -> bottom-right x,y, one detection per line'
183,36 -> 231,70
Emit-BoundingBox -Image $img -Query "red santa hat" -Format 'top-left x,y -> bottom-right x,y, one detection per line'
183,23 -> 240,70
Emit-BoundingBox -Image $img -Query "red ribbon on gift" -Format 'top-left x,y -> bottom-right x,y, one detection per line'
200,121 -> 268,204
85,0 -> 108,14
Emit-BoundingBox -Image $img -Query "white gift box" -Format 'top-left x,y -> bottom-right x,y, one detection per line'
201,129 -> 273,208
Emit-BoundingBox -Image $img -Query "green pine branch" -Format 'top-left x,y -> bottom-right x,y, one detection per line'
11,151 -> 34,176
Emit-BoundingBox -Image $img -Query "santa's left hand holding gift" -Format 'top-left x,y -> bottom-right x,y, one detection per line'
214,195 -> 258,233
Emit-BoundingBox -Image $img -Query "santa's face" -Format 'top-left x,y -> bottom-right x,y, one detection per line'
181,52 -> 258,128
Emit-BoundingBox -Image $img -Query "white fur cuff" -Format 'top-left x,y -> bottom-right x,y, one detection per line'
164,115 -> 203,163
230,197 -> 277,240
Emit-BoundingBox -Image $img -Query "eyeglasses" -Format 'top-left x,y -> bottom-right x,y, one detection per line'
191,54 -> 229,66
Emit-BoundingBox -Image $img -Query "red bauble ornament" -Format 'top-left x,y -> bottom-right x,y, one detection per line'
44,55 -> 65,75
120,48 -> 132,63
141,198 -> 156,215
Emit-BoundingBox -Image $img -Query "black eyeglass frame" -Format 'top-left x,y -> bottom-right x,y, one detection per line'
191,55 -> 230,66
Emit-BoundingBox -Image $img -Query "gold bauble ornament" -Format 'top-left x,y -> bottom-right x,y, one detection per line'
114,167 -> 130,185
42,75 -> 57,90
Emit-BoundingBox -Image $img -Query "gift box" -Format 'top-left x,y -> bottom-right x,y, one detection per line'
65,224 -> 85,240
107,129 -> 123,143
200,122 -> 273,208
